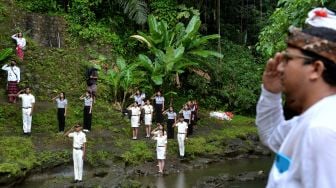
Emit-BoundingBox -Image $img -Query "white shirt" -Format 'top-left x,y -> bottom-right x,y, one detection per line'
143,105 -> 153,114
2,64 -> 20,82
134,93 -> 145,105
155,96 -> 164,104
130,106 -> 141,116
182,109 -> 191,120
68,131 -> 86,148
18,93 -> 35,108
84,97 -> 93,106
153,133 -> 167,147
167,111 -> 177,119
176,121 -> 188,133
56,98 -> 67,108
12,34 -> 26,48
256,86 -> 336,188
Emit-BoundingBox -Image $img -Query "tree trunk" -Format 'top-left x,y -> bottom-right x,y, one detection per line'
217,0 -> 222,63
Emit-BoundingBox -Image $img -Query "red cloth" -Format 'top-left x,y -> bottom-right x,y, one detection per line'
16,46 -> 24,61
7,81 -> 19,103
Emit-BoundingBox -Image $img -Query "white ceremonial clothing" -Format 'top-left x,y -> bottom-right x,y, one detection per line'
153,132 -> 167,159
130,107 -> 141,127
11,34 -> 26,48
18,94 -> 35,133
176,122 -> 188,156
256,85 -> 336,188
143,105 -> 153,125
2,64 -> 20,82
68,131 -> 86,181
134,93 -> 145,106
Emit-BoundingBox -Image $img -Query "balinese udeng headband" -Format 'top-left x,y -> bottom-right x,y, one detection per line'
286,7 -> 336,63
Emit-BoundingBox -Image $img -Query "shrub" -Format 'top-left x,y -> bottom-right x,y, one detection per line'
121,141 -> 153,165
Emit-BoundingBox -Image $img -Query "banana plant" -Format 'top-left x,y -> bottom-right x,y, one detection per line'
0,48 -> 13,62
131,14 -> 223,87
100,57 -> 147,110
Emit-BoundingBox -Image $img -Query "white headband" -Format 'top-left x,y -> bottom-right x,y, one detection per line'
305,7 -> 336,31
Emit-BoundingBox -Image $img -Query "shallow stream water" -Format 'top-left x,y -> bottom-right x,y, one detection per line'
134,157 -> 272,188
20,157 -> 272,187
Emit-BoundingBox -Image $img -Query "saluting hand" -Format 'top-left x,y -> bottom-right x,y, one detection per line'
262,52 -> 283,94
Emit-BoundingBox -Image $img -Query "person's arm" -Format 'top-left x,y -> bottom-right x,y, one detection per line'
64,100 -> 67,116
82,142 -> 86,160
1,64 -> 8,71
11,34 -> 18,40
162,98 -> 165,111
89,98 -> 93,114
30,103 -> 34,116
64,126 -> 75,136
79,94 -> 85,100
51,95 -> 59,101
9,89 -> 24,97
256,53 -> 293,152
188,111 -> 191,124
16,67 -> 20,82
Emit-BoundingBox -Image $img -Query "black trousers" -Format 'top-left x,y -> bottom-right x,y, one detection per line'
155,104 -> 164,123
83,106 -> 92,130
57,108 -> 65,132
167,119 -> 175,139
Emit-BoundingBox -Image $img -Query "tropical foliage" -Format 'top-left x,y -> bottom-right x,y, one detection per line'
257,0 -> 336,58
0,48 -> 13,62
131,15 -> 222,87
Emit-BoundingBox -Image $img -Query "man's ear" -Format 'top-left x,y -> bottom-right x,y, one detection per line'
309,60 -> 325,80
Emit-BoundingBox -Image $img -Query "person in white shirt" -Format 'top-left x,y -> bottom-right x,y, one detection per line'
142,99 -> 153,138
80,91 -> 93,132
52,92 -> 68,133
256,8 -> 336,188
163,106 -> 177,139
173,116 -> 188,159
151,123 -> 167,174
130,89 -> 146,106
151,91 -> 165,123
127,102 -> 141,140
16,87 -> 35,135
11,32 -> 26,61
64,124 -> 86,183
2,60 -> 20,103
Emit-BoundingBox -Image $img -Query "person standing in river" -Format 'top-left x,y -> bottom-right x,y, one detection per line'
256,7 -> 336,187
2,60 -> 20,103
80,91 -> 93,132
52,92 -> 68,133
64,124 -> 86,183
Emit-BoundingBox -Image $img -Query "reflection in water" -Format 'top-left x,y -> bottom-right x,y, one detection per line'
156,176 -> 166,188
175,172 -> 185,188
136,157 -> 272,188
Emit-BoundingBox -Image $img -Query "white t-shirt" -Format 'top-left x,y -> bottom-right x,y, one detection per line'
134,93 -> 145,105
155,96 -> 164,104
2,64 -> 20,82
167,111 -> 177,119
18,94 -> 35,108
153,133 -> 167,147
182,109 -> 191,120
130,106 -> 141,116
56,98 -> 68,108
68,131 -> 86,148
176,121 -> 188,133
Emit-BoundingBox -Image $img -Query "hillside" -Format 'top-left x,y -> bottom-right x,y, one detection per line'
0,1 -> 270,187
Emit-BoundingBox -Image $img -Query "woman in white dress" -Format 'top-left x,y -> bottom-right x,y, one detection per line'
142,99 -> 153,138
128,102 -> 141,139
151,123 -> 167,173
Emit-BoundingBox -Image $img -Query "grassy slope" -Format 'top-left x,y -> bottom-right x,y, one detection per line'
0,0 -> 260,185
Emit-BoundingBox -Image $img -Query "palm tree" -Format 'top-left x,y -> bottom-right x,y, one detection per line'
0,48 -> 13,62
131,15 -> 223,87
116,0 -> 148,25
